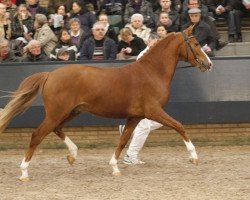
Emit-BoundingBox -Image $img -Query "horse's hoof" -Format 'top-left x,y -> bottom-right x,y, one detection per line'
112,172 -> 122,176
67,155 -> 75,165
19,177 -> 30,182
189,158 -> 199,166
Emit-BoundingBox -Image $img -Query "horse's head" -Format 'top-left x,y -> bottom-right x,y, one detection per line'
180,26 -> 213,72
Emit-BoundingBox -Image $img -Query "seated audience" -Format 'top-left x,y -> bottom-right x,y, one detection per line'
26,0 -> 48,19
182,0 -> 227,50
154,0 -> 180,32
11,4 -> 34,40
0,3 -> 11,39
0,37 -> 20,63
80,21 -> 117,60
70,0 -> 96,35
124,0 -> 154,28
206,0 -> 236,43
233,0 -> 250,42
124,13 -> 151,44
98,13 -> 118,43
182,8 -> 215,57
50,28 -> 79,61
24,14 -> 58,56
117,27 -> 146,59
22,39 -> 50,62
68,17 -> 89,51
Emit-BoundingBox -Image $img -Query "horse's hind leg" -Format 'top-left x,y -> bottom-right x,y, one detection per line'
53,109 -> 80,165
109,118 -> 141,176
148,108 -> 198,165
19,118 -> 57,181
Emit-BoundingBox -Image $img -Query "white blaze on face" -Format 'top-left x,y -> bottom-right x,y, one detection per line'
200,47 -> 213,70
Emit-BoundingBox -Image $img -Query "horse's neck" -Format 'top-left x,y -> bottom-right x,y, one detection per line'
139,34 -> 181,83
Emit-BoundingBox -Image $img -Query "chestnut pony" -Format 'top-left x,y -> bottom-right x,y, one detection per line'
0,26 -> 212,181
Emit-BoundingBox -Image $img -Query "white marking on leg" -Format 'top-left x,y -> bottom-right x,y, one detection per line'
64,136 -> 78,158
109,153 -> 120,175
20,158 -> 30,180
184,140 -> 198,159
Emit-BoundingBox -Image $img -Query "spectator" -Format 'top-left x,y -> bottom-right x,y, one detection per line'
48,3 -> 70,36
124,13 -> 151,44
157,11 -> 173,30
70,0 -> 96,35
11,4 -> 34,40
182,0 -> 227,50
0,3 -> 11,39
206,0 -> 236,43
80,21 -> 117,60
124,0 -> 154,28
22,39 -> 50,62
68,17 -> 89,51
47,0 -> 74,15
24,14 -> 58,56
154,0 -> 180,32
98,13 -> 118,43
50,28 -> 79,61
55,47 -> 71,61
233,0 -> 250,42
26,0 -> 48,19
1,0 -> 17,21
117,27 -> 146,59
155,24 -> 168,38
182,7 -> 216,57
0,37 -> 20,63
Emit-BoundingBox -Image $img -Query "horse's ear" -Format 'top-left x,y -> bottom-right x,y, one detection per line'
183,25 -> 194,36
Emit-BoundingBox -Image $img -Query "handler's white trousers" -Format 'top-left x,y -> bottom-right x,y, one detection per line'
126,119 -> 163,158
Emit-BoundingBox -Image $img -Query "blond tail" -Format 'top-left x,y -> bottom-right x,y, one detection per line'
0,72 -> 49,134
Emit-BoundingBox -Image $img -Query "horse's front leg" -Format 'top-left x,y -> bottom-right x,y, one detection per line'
148,108 -> 198,165
109,118 -> 141,176
54,129 -> 78,165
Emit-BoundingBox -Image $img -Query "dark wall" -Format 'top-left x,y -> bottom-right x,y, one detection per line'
1,57 -> 250,128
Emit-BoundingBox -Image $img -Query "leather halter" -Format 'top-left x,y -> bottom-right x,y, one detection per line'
180,32 -> 210,71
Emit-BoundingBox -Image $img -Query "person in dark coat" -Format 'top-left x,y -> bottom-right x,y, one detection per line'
232,0 -> 250,42
117,27 -> 146,59
154,0 -> 180,32
26,0 -> 48,19
11,4 -> 34,40
181,0 -> 227,50
0,37 -> 20,63
205,0 -> 236,43
70,0 -> 96,35
124,0 -> 155,28
182,7 -> 216,57
22,39 -> 50,62
80,21 -> 117,60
